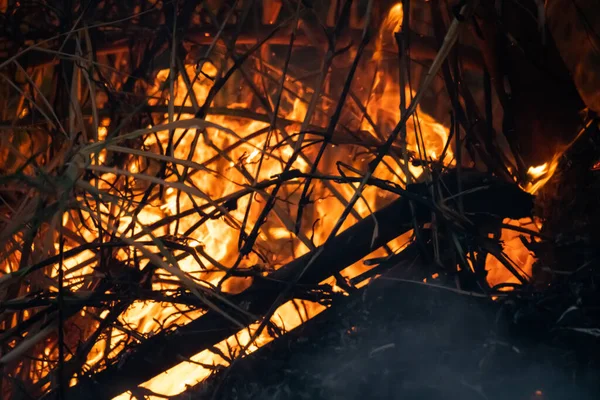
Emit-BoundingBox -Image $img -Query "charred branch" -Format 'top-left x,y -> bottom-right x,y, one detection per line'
60,170 -> 533,400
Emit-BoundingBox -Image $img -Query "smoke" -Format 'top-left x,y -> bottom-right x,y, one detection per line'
201,282 -> 598,400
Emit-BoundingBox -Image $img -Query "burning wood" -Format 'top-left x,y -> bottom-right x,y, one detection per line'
0,1 -> 597,400
60,168 -> 534,399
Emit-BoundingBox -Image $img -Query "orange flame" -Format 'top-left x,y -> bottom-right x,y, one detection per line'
0,3 -> 552,398
523,159 -> 559,194
485,218 -> 540,289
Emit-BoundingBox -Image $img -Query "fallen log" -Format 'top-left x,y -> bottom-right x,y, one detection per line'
176,265 -> 600,400
59,170 -> 533,400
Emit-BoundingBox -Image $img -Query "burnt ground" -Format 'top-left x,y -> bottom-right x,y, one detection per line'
176,270 -> 600,400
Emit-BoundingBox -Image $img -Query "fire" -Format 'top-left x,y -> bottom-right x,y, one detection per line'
484,164 -> 552,290
485,218 -> 539,288
366,3 -> 452,181
373,3 -> 404,62
106,5 -> 444,397
527,163 -> 549,179
114,298 -> 325,399
523,159 -> 559,194
485,154 -> 561,290
0,2 -> 553,398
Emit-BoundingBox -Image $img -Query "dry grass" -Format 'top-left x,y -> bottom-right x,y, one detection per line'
0,1 -> 545,399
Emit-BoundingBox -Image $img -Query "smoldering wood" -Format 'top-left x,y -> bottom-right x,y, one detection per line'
58,170 -> 533,400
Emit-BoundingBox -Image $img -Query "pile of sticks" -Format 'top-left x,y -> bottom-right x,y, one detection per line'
0,1 -> 597,399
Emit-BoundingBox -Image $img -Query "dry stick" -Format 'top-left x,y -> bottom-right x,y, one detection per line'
104,166 -> 392,253
63,185 -> 420,399
0,70 -> 64,135
32,234 -> 248,313
51,302 -> 131,390
482,66 -> 501,166
80,167 -> 238,233
167,7 -> 189,236
167,15 -> 305,245
29,288 -> 157,391
167,3 -> 178,157
244,61 -> 333,117
9,100 -> 377,207
0,200 -> 61,285
17,60 -> 69,136
0,322 -> 58,366
234,8 -> 351,262
398,0 -> 412,184
171,0 -> 240,125
180,109 -> 320,258
471,7 -> 527,182
232,36 -> 368,242
499,222 -> 548,239
447,14 -> 486,287
232,0 -> 478,362
0,5 -> 156,71
295,0 -> 369,235
395,0 -> 432,266
428,1 -> 458,271
28,167 -> 533,399
69,119 -> 234,247
238,65 -> 275,115
229,68 -> 370,227
57,223 -> 65,399
209,1 -> 377,396
120,0 -> 195,96
112,54 -> 220,241
1,238 -> 141,369
3,22 -> 484,70
0,201 -> 44,368
2,289 -> 209,311
170,0 -> 241,180
81,26 -> 99,142
430,0 -> 511,183
195,17 -> 293,121
238,0 -> 302,252
67,171 -> 374,269
459,67 -> 514,180
94,206 -> 251,328
55,4 -> 88,142
347,90 -> 407,185
67,37 -> 88,141
39,152 -> 400,326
